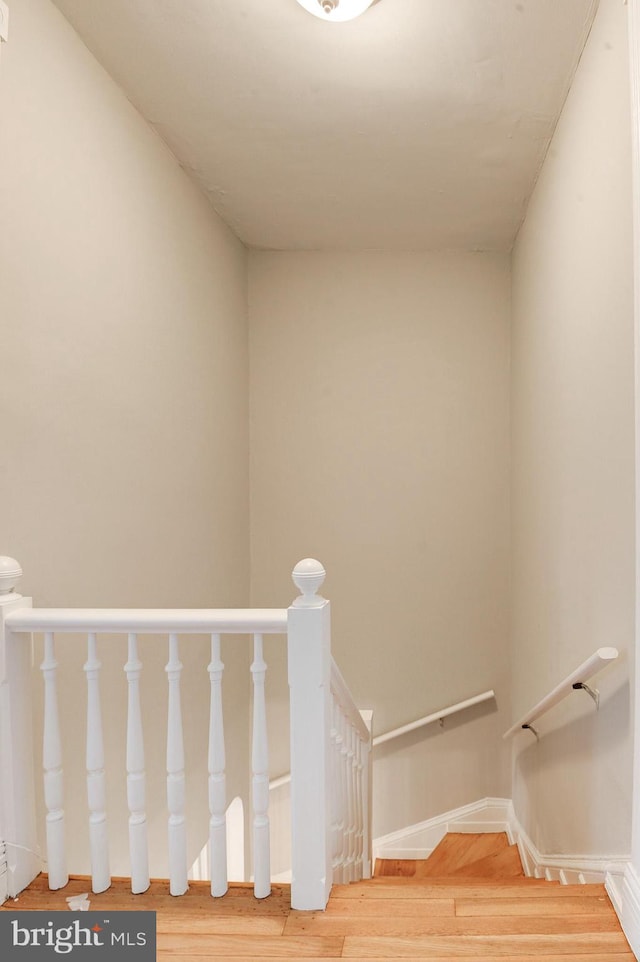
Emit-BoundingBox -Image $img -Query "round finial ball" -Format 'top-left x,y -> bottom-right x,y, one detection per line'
0,556 -> 22,596
292,558 -> 326,607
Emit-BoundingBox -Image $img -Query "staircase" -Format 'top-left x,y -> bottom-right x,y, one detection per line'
365,832 -> 634,959
3,833 -> 634,959
375,831 -> 524,879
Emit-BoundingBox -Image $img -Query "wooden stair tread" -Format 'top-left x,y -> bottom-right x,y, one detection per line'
447,846 -> 525,879
420,833 -> 510,877
376,833 -> 525,881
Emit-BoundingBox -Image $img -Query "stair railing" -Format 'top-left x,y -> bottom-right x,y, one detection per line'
503,647 -> 619,739
0,555 -> 370,911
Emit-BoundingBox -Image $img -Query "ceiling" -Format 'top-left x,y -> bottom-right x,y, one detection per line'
51,0 -> 599,251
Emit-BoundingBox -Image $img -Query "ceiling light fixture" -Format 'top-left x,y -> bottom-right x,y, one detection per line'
294,0 -> 376,23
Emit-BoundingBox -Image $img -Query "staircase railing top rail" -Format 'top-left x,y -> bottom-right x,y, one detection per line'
503,646 -> 619,739
5,607 -> 288,634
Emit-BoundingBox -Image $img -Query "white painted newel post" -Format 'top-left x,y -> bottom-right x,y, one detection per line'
288,559 -> 333,911
0,558 -> 40,899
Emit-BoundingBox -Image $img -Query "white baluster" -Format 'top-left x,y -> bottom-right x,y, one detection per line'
125,633 -> 149,894
360,709 -> 373,879
85,633 -> 110,893
354,734 -> 364,881
339,709 -> 350,881
166,633 -> 188,896
330,700 -> 341,883
351,727 -> 359,880
41,632 -> 68,890
251,633 -> 270,899
335,704 -> 347,883
208,633 -> 227,898
346,722 -> 357,881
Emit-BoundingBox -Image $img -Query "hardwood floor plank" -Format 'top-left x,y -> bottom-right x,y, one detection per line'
284,913 -> 622,937
443,847 -> 524,879
333,957 -> 633,962
324,898 -> 455,917
418,834 -> 511,877
158,958 -> 635,962
157,934 -> 345,956
374,859 -> 417,877
155,915 -> 286,934
455,896 -> 613,917
331,882 -> 604,899
341,932 -> 633,957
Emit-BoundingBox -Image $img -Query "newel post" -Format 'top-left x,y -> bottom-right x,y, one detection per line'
0,557 -> 39,899
288,559 -> 332,911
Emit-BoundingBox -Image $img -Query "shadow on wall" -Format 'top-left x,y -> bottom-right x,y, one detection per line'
366,694 -> 510,841
373,696 -> 499,758
512,676 -> 631,858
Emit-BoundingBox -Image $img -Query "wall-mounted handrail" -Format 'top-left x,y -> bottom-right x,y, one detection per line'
372,689 -> 496,747
503,647 -> 619,739
269,688 -> 496,789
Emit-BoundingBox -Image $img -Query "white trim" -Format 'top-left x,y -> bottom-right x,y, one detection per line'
620,863 -> 640,958
373,797 -> 512,860
626,2 -> 640,956
606,870 -> 626,919
0,841 -> 8,905
507,803 -> 629,886
374,798 -> 630,914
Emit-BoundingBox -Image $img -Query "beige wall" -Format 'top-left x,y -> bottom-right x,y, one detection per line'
0,0 -> 250,876
2,0 -> 632,886
511,0 -> 634,856
249,251 -> 511,838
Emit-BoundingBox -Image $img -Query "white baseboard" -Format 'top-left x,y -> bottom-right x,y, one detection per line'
0,841 -> 7,905
373,798 -> 630,902
373,797 -> 512,860
620,863 -> 640,960
506,801 -> 629,892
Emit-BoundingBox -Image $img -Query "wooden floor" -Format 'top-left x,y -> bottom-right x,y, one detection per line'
2,835 -> 635,960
